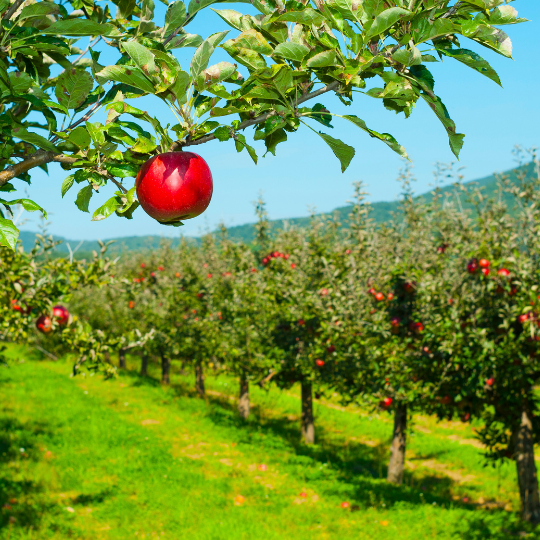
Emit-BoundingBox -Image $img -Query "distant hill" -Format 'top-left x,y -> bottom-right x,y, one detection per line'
19,162 -> 534,255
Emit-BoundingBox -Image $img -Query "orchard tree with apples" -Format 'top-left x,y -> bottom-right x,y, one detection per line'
429,151 -> 540,524
0,0 -> 527,248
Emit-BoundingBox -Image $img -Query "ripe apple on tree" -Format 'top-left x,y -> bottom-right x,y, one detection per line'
136,152 -> 213,224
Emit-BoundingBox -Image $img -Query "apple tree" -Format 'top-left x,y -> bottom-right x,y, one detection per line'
0,0 -> 527,247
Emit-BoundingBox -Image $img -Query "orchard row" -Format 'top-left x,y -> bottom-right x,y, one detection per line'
3,155 -> 540,523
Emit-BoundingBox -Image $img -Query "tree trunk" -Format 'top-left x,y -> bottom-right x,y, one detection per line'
160,352 -> 170,385
301,381 -> 315,444
195,361 -> 205,397
118,347 -> 126,369
515,405 -> 540,524
387,403 -> 407,484
140,354 -> 148,377
238,371 -> 250,419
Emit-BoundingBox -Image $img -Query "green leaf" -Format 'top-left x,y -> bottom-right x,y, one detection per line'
190,31 -> 229,80
233,29 -> 273,55
437,47 -> 501,86
275,8 -> 325,26
234,134 -> 257,164
314,132 -> 354,172
97,65 -> 154,94
3,198 -> 47,216
264,128 -> 287,156
8,72 -> 33,95
420,93 -> 465,158
11,127 -> 58,152
68,126 -> 92,149
212,9 -> 243,30
165,33 -> 203,49
122,41 -> 157,76
106,163 -> 139,178
0,217 -> 19,251
187,0 -> 250,20
460,22 -> 513,58
62,175 -> 75,197
164,1 -> 188,36
17,2 -> 59,22
42,20 -> 121,37
92,196 -> 122,221
75,185 -> 94,213
273,42 -> 310,62
222,42 -> 266,72
478,5 -> 527,25
196,61 -> 236,91
55,68 -> 93,110
306,50 -> 337,68
366,7 -> 412,39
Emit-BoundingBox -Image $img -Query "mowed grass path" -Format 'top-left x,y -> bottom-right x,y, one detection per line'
1,349 -> 538,539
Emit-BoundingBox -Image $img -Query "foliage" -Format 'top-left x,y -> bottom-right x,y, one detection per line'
0,0 -> 527,246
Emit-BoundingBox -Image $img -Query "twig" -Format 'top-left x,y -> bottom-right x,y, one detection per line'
51,98 -> 103,143
257,369 -> 276,388
440,0 -> 461,19
106,174 -> 128,194
72,36 -> 101,67
34,345 -> 58,361
2,0 -> 26,20
182,80 -> 340,148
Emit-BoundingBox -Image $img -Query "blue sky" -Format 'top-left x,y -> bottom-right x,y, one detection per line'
17,1 -> 539,240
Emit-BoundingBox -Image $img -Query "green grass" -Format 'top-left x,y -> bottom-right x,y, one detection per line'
1,349 -> 539,539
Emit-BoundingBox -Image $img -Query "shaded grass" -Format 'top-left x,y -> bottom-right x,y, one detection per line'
0,352 -> 538,539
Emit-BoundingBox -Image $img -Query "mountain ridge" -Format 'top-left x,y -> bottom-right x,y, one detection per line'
18,162 -> 533,255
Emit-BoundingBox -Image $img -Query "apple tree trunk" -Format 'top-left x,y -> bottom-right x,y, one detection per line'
238,371 -> 250,419
301,381 -> 315,444
160,352 -> 170,385
387,403 -> 407,484
515,404 -> 540,524
140,354 -> 148,377
118,347 -> 126,369
195,361 -> 205,397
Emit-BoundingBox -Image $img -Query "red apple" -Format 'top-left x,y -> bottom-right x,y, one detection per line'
299,491 -> 308,498
315,359 -> 325,367
320,288 -> 329,296
141,263 -> 146,268
409,321 -> 424,333
327,345 -> 336,353
36,315 -> 52,334
518,314 -> 528,324
52,305 -> 69,326
258,464 -> 267,471
467,258 -> 479,273
298,319 -> 305,326
136,151 -> 213,223
390,317 -> 401,327
403,281 -> 416,293
345,249 -> 351,254
383,397 -> 393,407
341,501 -> 350,509
375,292 -> 384,302
129,301 -> 135,309
479,258 -> 490,268
11,299 -> 23,312
486,377 -> 495,387
290,263 -> 296,269
481,268 -> 490,277
498,268 -> 510,277
387,292 -> 394,301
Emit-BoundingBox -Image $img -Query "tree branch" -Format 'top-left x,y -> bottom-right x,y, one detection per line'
440,1 -> 461,19
0,151 -> 78,187
182,80 -> 340,148
2,0 -> 25,20
0,81 -> 342,186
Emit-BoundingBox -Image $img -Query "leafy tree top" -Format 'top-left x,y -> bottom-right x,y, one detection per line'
0,0 -> 527,248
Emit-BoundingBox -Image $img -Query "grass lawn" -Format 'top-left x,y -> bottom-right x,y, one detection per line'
1,347 -> 538,539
